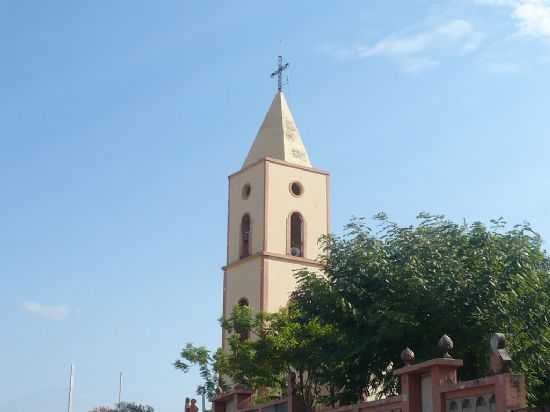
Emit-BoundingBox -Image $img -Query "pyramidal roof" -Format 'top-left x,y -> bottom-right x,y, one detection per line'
243,92 -> 312,168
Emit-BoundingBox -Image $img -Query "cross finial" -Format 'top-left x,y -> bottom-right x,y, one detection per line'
270,56 -> 290,92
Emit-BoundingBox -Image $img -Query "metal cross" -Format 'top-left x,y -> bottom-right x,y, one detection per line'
270,56 -> 290,92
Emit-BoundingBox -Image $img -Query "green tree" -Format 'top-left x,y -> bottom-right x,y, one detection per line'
292,213 -> 550,406
177,213 -> 550,407
174,343 -> 228,402
176,304 -> 341,411
90,402 -> 154,412
221,304 -> 342,409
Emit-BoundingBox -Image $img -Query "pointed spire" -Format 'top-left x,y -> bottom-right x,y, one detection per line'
243,92 -> 312,168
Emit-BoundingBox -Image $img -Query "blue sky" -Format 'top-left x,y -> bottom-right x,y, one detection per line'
1,0 -> 549,411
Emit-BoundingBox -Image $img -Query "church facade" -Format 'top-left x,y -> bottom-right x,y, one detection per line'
222,91 -> 330,346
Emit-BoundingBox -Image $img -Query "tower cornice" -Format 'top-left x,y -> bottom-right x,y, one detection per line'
222,251 -> 323,271
228,157 -> 329,180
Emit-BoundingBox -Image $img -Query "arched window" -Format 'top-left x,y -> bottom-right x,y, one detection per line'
240,214 -> 251,259
237,297 -> 250,341
289,212 -> 304,257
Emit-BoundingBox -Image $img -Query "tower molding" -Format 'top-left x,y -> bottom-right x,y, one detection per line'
228,157 -> 329,180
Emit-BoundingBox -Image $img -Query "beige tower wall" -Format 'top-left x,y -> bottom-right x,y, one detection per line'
265,159 -> 329,260
264,258 -> 321,313
223,256 -> 264,350
224,257 -> 263,316
227,161 -> 265,264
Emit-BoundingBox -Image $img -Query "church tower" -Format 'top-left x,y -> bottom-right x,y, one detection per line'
222,90 -> 330,343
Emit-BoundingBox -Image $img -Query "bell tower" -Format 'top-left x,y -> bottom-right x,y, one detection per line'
222,90 -> 330,344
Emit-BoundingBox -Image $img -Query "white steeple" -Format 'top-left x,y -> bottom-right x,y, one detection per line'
243,92 -> 312,168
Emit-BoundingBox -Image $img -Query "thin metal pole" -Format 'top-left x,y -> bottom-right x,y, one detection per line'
201,391 -> 206,412
67,364 -> 74,412
118,372 -> 123,406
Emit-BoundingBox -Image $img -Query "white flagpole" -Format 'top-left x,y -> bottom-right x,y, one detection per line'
118,372 -> 123,406
67,364 -> 74,412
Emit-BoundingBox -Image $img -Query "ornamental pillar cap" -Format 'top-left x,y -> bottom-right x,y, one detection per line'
490,333 -> 512,373
438,334 -> 454,358
401,347 -> 415,366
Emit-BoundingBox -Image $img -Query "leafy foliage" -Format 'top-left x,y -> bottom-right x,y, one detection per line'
174,343 -> 228,402
220,304 -> 342,408
175,304 -> 340,410
292,213 -> 550,406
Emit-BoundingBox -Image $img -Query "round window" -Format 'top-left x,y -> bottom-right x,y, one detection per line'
242,183 -> 251,199
290,181 -> 303,196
